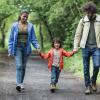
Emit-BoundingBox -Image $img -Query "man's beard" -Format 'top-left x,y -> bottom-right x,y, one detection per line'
88,15 -> 96,21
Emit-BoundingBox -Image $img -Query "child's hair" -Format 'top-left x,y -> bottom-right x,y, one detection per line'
52,37 -> 62,48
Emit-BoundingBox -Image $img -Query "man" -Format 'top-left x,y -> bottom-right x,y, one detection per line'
73,2 -> 100,94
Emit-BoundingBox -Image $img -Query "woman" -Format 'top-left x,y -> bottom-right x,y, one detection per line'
8,10 -> 40,92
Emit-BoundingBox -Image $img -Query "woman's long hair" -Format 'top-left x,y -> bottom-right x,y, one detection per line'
18,10 -> 29,21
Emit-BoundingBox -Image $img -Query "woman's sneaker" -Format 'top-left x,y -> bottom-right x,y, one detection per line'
16,85 -> 21,92
21,84 -> 24,90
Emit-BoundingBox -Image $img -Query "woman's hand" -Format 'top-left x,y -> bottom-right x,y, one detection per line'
36,48 -> 41,55
8,53 -> 11,57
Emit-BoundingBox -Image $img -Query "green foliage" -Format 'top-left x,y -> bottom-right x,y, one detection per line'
0,47 -> 8,53
0,0 -> 99,48
4,0 -> 100,48
0,0 -> 17,18
64,51 -> 83,74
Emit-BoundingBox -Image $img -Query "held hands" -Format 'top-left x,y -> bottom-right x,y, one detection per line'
36,48 -> 41,55
69,49 -> 78,56
73,49 -> 78,54
69,51 -> 74,56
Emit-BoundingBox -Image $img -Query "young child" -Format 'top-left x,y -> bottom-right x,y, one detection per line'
39,37 -> 75,92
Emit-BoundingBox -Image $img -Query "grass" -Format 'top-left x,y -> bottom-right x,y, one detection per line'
64,51 -> 83,75
0,47 -> 8,53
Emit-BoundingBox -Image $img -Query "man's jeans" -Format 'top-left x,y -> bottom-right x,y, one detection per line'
82,47 -> 100,87
15,44 -> 28,85
51,66 -> 61,85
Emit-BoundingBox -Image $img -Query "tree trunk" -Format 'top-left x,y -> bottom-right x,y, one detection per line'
43,19 -> 53,41
0,21 -> 6,48
1,33 -> 5,48
39,22 -> 44,50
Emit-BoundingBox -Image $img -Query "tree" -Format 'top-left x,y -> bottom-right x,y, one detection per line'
1,0 -> 100,50
0,0 -> 17,48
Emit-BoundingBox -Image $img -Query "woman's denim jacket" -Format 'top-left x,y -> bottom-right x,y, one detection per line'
8,22 -> 40,55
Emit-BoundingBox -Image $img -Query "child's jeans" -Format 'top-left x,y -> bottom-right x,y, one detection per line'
51,65 -> 61,85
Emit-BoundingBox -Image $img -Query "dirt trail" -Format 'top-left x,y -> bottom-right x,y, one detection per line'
0,54 -> 100,100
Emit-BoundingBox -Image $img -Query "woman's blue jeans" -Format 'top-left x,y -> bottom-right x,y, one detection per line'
82,47 -> 100,87
51,66 -> 61,85
15,44 -> 29,85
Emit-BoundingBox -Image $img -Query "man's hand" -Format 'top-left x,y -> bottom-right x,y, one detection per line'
73,49 -> 78,53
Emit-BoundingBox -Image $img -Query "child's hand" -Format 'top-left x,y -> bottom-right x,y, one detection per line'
70,49 -> 79,56
70,51 -> 74,56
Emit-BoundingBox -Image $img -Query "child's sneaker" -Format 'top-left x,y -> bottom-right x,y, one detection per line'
50,83 -> 56,89
55,84 -> 59,90
50,83 -> 56,93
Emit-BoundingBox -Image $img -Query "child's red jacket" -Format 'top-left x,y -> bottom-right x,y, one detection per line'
40,48 -> 73,70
